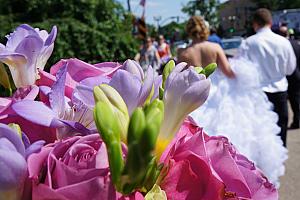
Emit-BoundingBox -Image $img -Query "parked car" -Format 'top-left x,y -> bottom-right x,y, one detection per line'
222,37 -> 243,57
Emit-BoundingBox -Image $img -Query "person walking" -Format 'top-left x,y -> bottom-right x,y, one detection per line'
136,37 -> 160,72
208,27 -> 224,48
157,35 -> 172,62
239,8 -> 296,147
181,16 -> 288,186
279,25 -> 300,129
177,16 -> 234,77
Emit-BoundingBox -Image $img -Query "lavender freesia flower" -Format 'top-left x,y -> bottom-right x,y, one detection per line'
0,24 -> 57,88
0,123 -> 44,200
156,63 -> 210,157
75,59 -> 159,115
12,64 -> 95,140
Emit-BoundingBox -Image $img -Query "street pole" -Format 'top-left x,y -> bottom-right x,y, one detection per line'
154,16 -> 162,32
127,0 -> 131,12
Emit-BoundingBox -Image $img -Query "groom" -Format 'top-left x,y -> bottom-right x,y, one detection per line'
240,8 -> 296,147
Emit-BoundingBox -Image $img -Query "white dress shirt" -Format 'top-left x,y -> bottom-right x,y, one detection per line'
239,27 -> 296,93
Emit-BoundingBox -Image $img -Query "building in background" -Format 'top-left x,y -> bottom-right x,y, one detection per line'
273,9 -> 300,36
219,0 -> 256,37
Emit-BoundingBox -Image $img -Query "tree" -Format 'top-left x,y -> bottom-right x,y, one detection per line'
182,0 -> 219,26
279,0 -> 300,9
159,21 -> 187,42
0,0 -> 139,70
253,0 -> 300,10
252,0 -> 279,10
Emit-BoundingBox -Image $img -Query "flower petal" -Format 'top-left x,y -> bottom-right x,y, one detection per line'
72,76 -> 110,108
0,53 -> 29,88
50,59 -> 115,83
5,24 -> 38,51
122,59 -> 144,80
0,148 -> 27,190
15,35 -> 44,67
25,140 -> 45,160
12,100 -> 63,127
0,123 -> 25,156
45,26 -> 57,46
138,66 -> 154,106
49,64 -> 67,116
109,70 -> 141,114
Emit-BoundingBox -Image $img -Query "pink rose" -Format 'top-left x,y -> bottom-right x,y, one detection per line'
26,134 -> 143,200
160,118 -> 278,200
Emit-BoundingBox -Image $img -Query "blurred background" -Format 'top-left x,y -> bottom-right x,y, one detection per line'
1,0 -> 300,70
0,0 -> 299,199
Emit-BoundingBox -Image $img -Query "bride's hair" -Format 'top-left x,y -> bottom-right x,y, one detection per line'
186,16 -> 209,41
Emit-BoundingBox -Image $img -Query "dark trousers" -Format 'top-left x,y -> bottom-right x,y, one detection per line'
265,91 -> 288,147
288,83 -> 300,125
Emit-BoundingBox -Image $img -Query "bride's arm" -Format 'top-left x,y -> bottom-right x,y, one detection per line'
216,46 -> 235,78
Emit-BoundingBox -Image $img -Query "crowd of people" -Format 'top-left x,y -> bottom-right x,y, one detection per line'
135,35 -> 172,73
136,8 -> 300,187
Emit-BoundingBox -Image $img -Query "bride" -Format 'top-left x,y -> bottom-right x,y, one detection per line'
178,16 -> 287,187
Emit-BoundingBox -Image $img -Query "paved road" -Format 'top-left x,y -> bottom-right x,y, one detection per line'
279,113 -> 300,199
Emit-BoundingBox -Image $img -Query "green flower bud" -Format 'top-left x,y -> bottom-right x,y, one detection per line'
127,108 -> 146,145
162,60 -> 175,88
94,84 -> 128,116
94,101 -> 124,187
194,66 -> 204,74
145,184 -> 167,200
109,141 -> 125,187
202,63 -> 217,77
93,84 -> 129,142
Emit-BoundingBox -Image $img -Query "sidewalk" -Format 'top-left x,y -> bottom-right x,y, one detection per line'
279,126 -> 300,199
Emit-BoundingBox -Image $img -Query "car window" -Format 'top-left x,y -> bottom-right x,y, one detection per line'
222,40 -> 242,50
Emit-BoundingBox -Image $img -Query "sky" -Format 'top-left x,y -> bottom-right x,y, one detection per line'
118,0 -> 228,25
118,0 -> 191,25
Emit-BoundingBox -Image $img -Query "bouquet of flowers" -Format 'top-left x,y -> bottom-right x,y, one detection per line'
0,24 -> 278,200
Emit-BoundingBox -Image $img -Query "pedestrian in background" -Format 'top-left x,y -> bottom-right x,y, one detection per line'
157,35 -> 172,63
208,27 -> 224,48
279,25 -> 300,129
136,37 -> 160,72
239,8 -> 296,147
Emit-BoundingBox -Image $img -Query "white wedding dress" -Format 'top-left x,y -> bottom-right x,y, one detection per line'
190,57 -> 288,187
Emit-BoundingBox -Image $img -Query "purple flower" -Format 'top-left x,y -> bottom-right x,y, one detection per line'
157,63 -> 210,156
75,59 -> 159,115
12,64 -> 96,140
0,123 -> 44,199
0,85 -> 57,143
0,24 -> 57,88
26,134 -> 143,200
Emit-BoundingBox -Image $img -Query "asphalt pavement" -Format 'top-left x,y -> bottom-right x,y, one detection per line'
279,109 -> 300,199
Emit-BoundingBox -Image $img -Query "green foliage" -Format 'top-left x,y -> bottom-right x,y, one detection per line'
0,0 -> 139,69
253,0 -> 300,10
182,0 -> 219,26
159,21 -> 187,41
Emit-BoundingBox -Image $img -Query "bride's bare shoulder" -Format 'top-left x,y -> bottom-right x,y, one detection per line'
199,41 -> 222,49
177,46 -> 195,63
